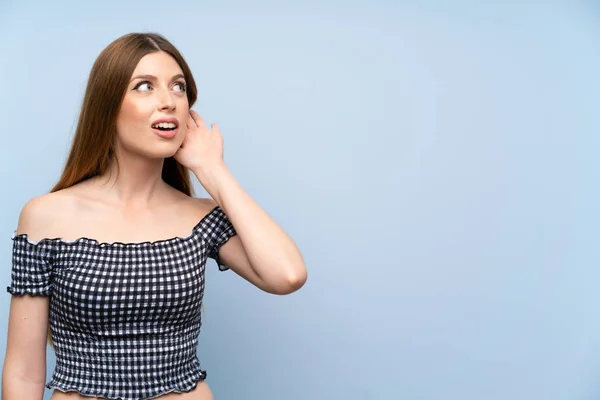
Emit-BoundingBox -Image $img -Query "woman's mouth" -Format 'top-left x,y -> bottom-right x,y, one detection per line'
151,122 -> 179,139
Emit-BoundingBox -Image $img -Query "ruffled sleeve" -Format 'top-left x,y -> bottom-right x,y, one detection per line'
6,233 -> 57,296
206,207 -> 237,271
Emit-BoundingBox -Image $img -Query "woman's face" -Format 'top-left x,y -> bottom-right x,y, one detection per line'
115,51 -> 190,159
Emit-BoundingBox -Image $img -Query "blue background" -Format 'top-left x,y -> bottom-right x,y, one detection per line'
1,1 -> 599,399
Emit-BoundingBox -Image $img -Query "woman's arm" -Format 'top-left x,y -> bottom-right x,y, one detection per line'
3,200 -> 51,400
3,296 -> 49,400
193,164 -> 307,295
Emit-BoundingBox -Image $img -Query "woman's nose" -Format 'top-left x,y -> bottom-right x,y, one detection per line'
157,89 -> 176,110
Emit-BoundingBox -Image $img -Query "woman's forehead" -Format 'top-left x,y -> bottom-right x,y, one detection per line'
131,52 -> 183,79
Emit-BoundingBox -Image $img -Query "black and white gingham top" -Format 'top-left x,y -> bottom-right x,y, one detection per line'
6,205 -> 236,400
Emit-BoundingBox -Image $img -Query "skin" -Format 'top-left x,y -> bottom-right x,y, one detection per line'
3,51 -> 307,400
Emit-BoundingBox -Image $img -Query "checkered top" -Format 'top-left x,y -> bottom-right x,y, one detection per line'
6,206 -> 236,400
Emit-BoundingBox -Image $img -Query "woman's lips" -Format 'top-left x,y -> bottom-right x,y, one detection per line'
152,126 -> 179,139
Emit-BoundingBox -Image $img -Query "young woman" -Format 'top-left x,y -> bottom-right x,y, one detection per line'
2,32 -> 307,400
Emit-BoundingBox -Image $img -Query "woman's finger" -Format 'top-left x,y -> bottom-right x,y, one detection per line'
187,111 -> 196,129
190,110 -> 207,131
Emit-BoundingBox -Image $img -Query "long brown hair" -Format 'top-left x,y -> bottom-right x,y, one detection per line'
46,32 -> 198,348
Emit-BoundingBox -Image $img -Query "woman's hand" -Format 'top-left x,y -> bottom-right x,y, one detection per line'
173,109 -> 225,172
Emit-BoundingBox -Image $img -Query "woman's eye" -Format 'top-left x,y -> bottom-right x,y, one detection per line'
135,82 -> 152,91
134,81 -> 186,92
174,82 -> 187,92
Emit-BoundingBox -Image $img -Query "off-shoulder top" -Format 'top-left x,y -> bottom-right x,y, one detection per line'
6,206 -> 237,400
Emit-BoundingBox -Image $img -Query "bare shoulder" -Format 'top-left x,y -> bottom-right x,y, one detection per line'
162,185 -> 218,220
16,190 -> 78,241
189,196 -> 219,216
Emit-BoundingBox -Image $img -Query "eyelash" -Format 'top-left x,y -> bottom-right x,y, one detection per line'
133,81 -> 187,92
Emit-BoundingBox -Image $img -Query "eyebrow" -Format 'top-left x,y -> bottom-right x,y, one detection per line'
130,73 -> 185,82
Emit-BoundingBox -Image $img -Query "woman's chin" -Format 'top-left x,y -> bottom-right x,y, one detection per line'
140,145 -> 182,160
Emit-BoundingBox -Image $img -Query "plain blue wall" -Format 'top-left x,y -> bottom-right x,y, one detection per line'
1,1 -> 598,399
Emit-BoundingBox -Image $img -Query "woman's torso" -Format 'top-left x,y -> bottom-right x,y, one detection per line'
50,379 -> 214,400
40,179 -> 215,245
41,180 -> 218,400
